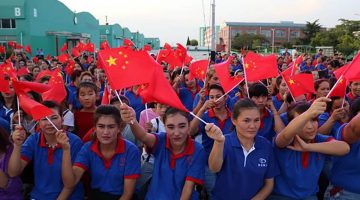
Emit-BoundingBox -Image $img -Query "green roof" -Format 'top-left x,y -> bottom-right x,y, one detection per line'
0,0 -> 25,6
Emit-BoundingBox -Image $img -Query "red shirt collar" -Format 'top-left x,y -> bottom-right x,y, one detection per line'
208,108 -> 232,129
90,137 -> 126,169
39,132 -> 61,149
347,92 -> 355,100
276,93 -> 283,101
165,134 -> 195,169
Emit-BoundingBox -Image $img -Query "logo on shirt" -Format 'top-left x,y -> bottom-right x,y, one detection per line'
119,158 -> 126,167
186,156 -> 193,166
258,158 -> 267,167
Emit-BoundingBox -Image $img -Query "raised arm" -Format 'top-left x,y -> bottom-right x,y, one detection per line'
205,123 -> 225,173
343,112 -> 360,144
189,100 -> 213,136
8,126 -> 27,177
120,104 -> 156,148
318,108 -> 344,135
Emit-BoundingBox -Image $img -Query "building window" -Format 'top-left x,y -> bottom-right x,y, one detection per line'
231,30 -> 241,37
290,31 -> 300,38
275,30 -> 285,38
261,30 -> 271,38
0,19 -> 16,29
246,30 -> 257,35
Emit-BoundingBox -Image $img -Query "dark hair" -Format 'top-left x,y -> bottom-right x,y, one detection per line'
209,84 -> 225,95
42,100 -> 63,116
163,107 -> 190,123
0,127 -> 10,153
349,97 -> 360,120
94,105 -> 122,125
110,95 -> 130,105
272,76 -> 283,96
287,102 -> 310,122
71,70 -> 82,82
232,98 -> 259,120
326,97 -> 341,113
314,79 -> 329,91
249,83 -> 268,98
76,82 -> 98,98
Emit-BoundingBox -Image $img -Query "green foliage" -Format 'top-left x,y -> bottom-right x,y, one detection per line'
190,39 -> 198,46
302,19 -> 322,44
232,33 -> 268,51
186,36 -> 191,46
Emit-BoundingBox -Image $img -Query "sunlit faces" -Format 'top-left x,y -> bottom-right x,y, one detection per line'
350,81 -> 360,97
293,112 -> 318,141
95,115 -> 120,145
39,108 -> 63,135
209,88 -> 226,109
231,108 -> 260,140
78,87 -> 97,109
184,74 -> 196,89
251,96 -> 268,109
165,113 -> 190,149
316,81 -> 330,98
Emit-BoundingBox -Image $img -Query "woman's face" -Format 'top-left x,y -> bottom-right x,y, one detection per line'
231,108 -> 260,140
78,87 -> 96,109
156,104 -> 168,117
165,113 -> 190,148
316,81 -> 330,98
331,98 -> 349,118
39,108 -> 63,135
208,73 -> 220,86
32,67 -> 40,78
278,79 -> 288,95
350,81 -> 360,97
294,113 -> 318,141
184,74 -> 196,89
95,115 -> 120,145
209,88 -> 226,109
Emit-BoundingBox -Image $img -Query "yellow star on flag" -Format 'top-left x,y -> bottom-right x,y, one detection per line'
245,63 -> 249,69
106,56 -> 117,67
289,79 -> 295,85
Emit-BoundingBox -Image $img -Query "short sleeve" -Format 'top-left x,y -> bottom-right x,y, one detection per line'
265,146 -> 280,179
193,93 -> 200,110
315,134 -> 334,143
124,143 -> 141,179
70,135 -> 83,163
318,113 -> 330,127
186,146 -> 206,185
334,123 -> 347,141
152,132 -> 165,156
20,134 -> 36,162
63,111 -> 74,127
74,143 -> 91,171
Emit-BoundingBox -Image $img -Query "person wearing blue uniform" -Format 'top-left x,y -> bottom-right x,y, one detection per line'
120,105 -> 206,200
8,101 -> 84,200
125,87 -> 145,121
300,57 -> 315,72
249,83 -> 285,141
271,76 -> 288,111
324,98 -> 360,199
61,105 -> 140,200
205,99 -> 279,200
178,70 -> 201,111
270,98 -> 350,200
347,81 -> 360,104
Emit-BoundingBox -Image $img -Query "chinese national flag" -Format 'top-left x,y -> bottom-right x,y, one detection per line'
75,42 -> 86,53
0,46 -> 5,54
0,71 -> 10,93
143,44 -> 151,51
46,54 -> 51,61
15,80 -> 51,94
32,56 -> 39,64
98,47 -> 157,90
35,70 -> 52,82
184,54 -> 193,65
343,52 -> 360,81
139,65 -> 188,112
188,59 -> 209,81
123,39 -> 134,47
328,76 -> 348,98
289,55 -> 303,76
87,56 -> 93,63
85,42 -> 95,52
57,53 -> 70,64
156,43 -> 172,63
333,64 -> 348,80
71,48 -> 81,58
175,43 -> 187,64
1,61 -> 16,79
244,51 -> 278,81
17,67 -> 29,77
214,56 -> 244,93
65,60 -> 75,76
15,43 -> 23,49
100,40 -> 110,50
7,41 -> 16,48
42,69 -> 67,104
283,73 -> 315,97
164,51 -> 182,70
25,45 -> 32,55
101,85 -> 111,105
60,43 -> 68,52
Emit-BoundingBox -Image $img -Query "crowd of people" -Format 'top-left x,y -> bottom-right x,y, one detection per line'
0,46 -> 360,200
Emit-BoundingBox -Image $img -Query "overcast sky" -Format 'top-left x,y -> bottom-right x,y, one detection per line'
58,0 -> 359,46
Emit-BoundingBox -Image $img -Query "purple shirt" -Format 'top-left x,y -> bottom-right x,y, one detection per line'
0,145 -> 23,200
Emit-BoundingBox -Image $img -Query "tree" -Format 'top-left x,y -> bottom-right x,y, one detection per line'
186,36 -> 191,46
190,39 -> 198,46
302,19 -> 322,44
231,33 -> 268,51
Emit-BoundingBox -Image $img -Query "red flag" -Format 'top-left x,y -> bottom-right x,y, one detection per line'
214,56 -> 244,93
156,44 -> 172,64
283,73 -> 315,97
175,43 -> 187,64
0,46 -> 5,54
143,44 -> 151,51
65,60 -> 75,76
71,48 -> 81,58
85,42 -> 95,52
1,61 -> 16,79
46,54 -> 51,61
101,85 -> 111,105
17,67 -> 29,77
184,54 -> 193,65
87,56 -> 93,63
35,70 -> 52,82
60,43 -> 68,52
57,53 -> 70,64
75,41 -> 86,53
18,93 -> 54,120
188,59 -> 209,81
139,65 -> 188,112
0,71 -> 10,93
42,69 -> 67,104
15,80 -> 51,94
343,52 -> 360,81
98,47 -> 157,90
244,51 -> 278,81
100,40 -> 110,50
123,39 -> 134,47
328,76 -> 348,98
7,41 -> 16,48
163,51 -> 182,70
333,64 -> 349,80
24,45 -> 32,55
15,43 -> 23,49
32,56 -> 39,64
289,55 -> 304,76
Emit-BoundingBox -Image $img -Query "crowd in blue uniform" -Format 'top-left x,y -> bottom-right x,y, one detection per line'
1,48 -> 360,200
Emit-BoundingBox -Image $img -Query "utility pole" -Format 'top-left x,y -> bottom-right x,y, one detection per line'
211,0 -> 216,60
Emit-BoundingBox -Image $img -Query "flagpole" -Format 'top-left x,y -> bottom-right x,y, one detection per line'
17,97 -> 21,126
241,57 -> 250,98
145,103 -> 149,122
189,112 -> 208,125
326,75 -> 343,98
45,117 -> 59,132
114,89 -> 133,124
215,78 -> 244,102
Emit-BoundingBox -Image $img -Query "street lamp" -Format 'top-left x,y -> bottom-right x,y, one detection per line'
271,28 -> 275,53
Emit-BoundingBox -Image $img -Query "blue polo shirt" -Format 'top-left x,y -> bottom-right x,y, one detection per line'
272,94 -> 284,111
67,84 -> 81,110
330,123 -> 360,193
280,112 -> 288,126
257,108 -> 276,142
125,90 -> 145,121
74,138 -> 141,196
146,132 -> 205,200
300,65 -> 315,72
318,112 -> 343,137
179,86 -> 200,111
273,134 -> 334,199
213,132 -> 279,200
200,108 -> 233,159
20,132 -> 84,200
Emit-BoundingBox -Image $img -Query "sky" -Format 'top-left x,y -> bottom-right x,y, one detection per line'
58,0 -> 359,46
